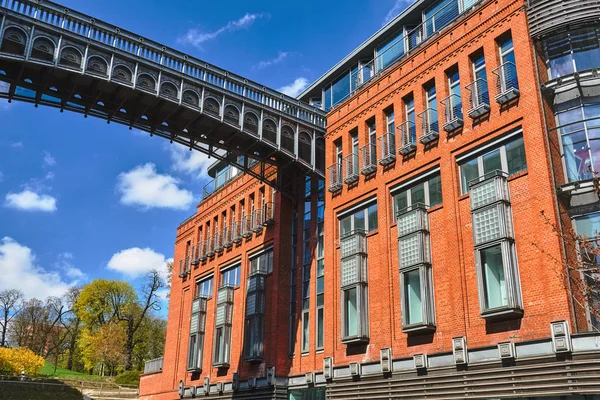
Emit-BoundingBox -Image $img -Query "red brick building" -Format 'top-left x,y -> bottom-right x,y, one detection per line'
140,0 -> 600,398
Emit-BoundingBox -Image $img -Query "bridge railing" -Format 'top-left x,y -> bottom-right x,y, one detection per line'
0,0 -> 326,129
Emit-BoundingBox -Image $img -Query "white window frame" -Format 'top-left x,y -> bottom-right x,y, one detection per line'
249,247 -> 274,275
391,168 -> 441,215
220,263 -> 241,288
385,108 -> 395,133
338,198 -> 378,236
196,275 -> 214,299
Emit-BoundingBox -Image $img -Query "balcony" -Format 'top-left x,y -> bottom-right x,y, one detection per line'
144,357 -> 164,374
190,245 -> 200,266
378,132 -> 396,166
233,221 -> 243,244
178,258 -> 190,278
360,143 -> 378,176
263,202 -> 275,226
198,240 -> 208,262
328,163 -> 343,192
252,209 -> 264,233
418,108 -> 439,144
466,79 -> 491,118
343,154 -> 359,185
242,215 -> 253,238
223,226 -> 233,249
398,121 -> 417,155
441,94 -> 463,132
206,236 -> 215,257
214,231 -> 224,253
493,62 -> 520,105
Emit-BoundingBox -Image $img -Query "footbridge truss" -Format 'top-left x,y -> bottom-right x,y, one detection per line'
0,0 -> 327,194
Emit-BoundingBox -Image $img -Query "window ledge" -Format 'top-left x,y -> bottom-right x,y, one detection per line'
482,307 -> 524,321
316,349 -> 324,354
301,352 -> 310,357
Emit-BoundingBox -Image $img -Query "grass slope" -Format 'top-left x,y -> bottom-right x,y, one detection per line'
40,361 -> 110,382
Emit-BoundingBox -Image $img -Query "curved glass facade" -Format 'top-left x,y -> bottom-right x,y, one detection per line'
554,97 -> 600,183
544,26 -> 600,80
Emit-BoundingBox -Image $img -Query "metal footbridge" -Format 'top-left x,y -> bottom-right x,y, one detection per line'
0,0 -> 327,193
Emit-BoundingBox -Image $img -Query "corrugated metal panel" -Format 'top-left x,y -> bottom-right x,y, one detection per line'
527,0 -> 600,38
327,359 -> 600,399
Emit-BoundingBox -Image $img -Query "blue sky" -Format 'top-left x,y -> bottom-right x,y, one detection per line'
0,0 -> 408,309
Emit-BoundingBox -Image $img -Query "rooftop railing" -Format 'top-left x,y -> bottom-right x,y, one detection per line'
335,0 -> 483,109
0,0 -> 326,128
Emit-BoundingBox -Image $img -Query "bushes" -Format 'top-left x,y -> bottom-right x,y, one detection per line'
0,347 -> 45,376
115,370 -> 140,385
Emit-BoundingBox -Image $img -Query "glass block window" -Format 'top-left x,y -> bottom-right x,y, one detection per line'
213,286 -> 234,367
396,204 -> 436,332
187,297 -> 207,371
470,173 -> 523,318
459,134 -> 527,194
392,172 -> 442,216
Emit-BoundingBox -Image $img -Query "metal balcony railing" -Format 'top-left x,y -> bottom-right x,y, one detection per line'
343,153 -> 360,184
332,0 -> 484,109
190,245 -> 200,266
242,215 -> 253,238
398,121 -> 417,155
360,143 -> 378,175
492,62 -> 520,104
223,226 -> 233,249
233,220 -> 243,243
178,258 -> 190,278
214,231 -> 224,253
252,209 -> 265,232
198,240 -> 208,262
144,357 -> 164,374
378,132 -> 396,166
418,108 -> 439,144
263,202 -> 275,226
466,78 -> 490,118
441,94 -> 464,132
328,163 -> 343,192
206,235 -> 215,257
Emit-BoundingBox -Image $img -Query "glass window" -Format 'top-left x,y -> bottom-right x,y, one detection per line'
376,30 -> 405,71
545,27 -> 600,79
471,51 -> 489,106
386,108 -> 395,133
392,172 -> 443,215
459,135 -> 527,193
424,0 -> 460,38
221,265 -> 240,287
447,66 -> 463,120
404,269 -> 423,325
575,213 -> 600,238
332,71 -> 351,107
344,287 -> 358,338
196,277 -> 213,298
480,245 -> 508,309
250,249 -> 273,274
302,311 -> 309,352
339,202 -> 378,235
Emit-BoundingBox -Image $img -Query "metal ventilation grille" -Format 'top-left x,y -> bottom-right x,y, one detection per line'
527,0 -> 600,38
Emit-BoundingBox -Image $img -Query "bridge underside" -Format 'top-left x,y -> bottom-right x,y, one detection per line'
0,58 -> 306,193
0,0 -> 327,196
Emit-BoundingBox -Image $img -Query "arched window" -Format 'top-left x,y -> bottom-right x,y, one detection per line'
112,65 -> 133,84
58,46 -> 83,69
224,105 -> 240,126
299,132 -> 312,163
262,119 -> 277,144
203,97 -> 220,117
86,56 -> 108,76
281,125 -> 296,154
315,137 -> 325,172
0,27 -> 27,56
137,74 -> 156,91
182,90 -> 200,107
244,112 -> 259,136
30,37 -> 55,62
160,82 -> 179,100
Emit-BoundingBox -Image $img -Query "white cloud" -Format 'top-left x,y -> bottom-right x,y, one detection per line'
0,171 -> 4,183
54,252 -> 86,283
107,247 -> 170,280
384,0 -> 411,24
0,237 -> 71,299
10,142 -> 23,148
4,189 -> 57,212
43,151 -> 56,167
255,51 -> 291,70
178,13 -> 268,48
169,143 -> 212,178
278,78 -> 309,98
45,172 -> 55,180
116,163 -> 194,210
